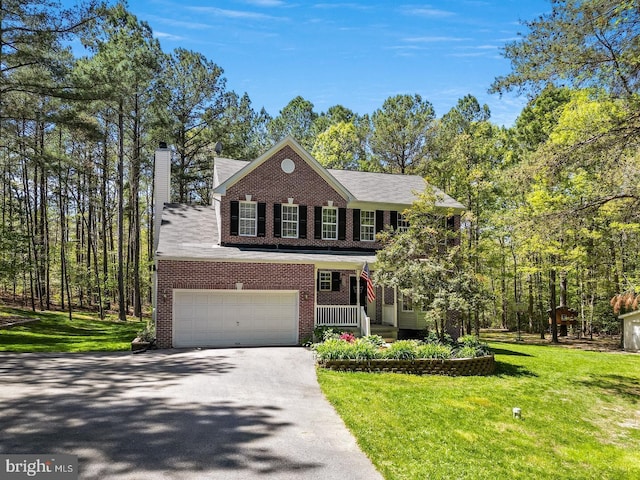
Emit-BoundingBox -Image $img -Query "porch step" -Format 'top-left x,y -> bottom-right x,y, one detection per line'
370,324 -> 398,342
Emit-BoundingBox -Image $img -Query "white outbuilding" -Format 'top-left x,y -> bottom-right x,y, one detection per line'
618,310 -> 640,352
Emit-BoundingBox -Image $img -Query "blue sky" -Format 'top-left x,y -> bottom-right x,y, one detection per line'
125,0 -> 550,126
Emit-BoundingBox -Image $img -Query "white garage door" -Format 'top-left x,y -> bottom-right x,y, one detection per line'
173,290 -> 299,348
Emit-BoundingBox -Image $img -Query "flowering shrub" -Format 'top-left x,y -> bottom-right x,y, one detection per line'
339,332 -> 357,343
313,333 -> 491,362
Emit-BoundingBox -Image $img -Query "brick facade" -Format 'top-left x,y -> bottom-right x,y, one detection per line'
156,259 -> 315,348
154,141 -> 464,348
220,145 -> 392,250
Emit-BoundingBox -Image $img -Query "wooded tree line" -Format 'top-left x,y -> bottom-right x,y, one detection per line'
1,0 -> 638,335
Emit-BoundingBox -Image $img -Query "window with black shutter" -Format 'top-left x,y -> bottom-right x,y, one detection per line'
273,203 -> 282,238
257,202 -> 266,237
299,205 -> 307,239
390,210 -> 398,230
376,210 -> 384,234
331,272 -> 341,291
314,206 -> 322,239
230,201 -> 239,236
338,207 -> 346,240
352,209 -> 361,241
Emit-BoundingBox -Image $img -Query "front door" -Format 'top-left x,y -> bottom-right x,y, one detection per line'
350,275 -> 368,307
350,275 -> 377,321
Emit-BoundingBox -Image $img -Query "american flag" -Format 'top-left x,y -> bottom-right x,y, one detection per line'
360,262 -> 376,303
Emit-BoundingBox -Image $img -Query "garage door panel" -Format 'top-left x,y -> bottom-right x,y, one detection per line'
173,290 -> 298,348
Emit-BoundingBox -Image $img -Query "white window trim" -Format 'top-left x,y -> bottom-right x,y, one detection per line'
322,206 -> 338,240
360,210 -> 375,242
319,271 -> 332,291
239,200 -> 257,237
281,204 -> 299,239
397,213 -> 409,233
401,293 -> 413,312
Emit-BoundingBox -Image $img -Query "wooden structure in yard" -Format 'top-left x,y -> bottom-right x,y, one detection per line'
549,306 -> 578,336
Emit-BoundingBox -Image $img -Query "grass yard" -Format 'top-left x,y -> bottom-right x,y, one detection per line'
0,306 -> 146,352
317,342 -> 640,480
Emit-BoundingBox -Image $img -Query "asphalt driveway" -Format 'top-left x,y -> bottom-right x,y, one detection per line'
0,347 -> 382,480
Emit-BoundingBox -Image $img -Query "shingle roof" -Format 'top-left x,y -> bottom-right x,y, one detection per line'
157,203 -> 375,266
214,157 -> 247,185
213,156 -> 465,210
327,168 -> 465,210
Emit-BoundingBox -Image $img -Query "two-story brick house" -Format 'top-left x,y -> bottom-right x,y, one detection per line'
153,136 -> 465,348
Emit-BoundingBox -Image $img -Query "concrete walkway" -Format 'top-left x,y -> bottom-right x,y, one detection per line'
0,348 -> 382,479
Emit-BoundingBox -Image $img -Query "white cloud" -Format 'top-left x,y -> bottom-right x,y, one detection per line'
153,31 -> 185,41
186,6 -> 284,21
401,6 -> 455,18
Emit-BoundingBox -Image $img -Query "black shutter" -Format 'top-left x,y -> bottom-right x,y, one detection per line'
273,203 -> 282,238
230,201 -> 239,236
390,211 -> 398,230
331,272 -> 341,291
257,202 -> 266,237
352,209 -> 361,241
314,206 -> 322,239
376,210 -> 384,233
338,207 -> 346,240
299,205 -> 307,239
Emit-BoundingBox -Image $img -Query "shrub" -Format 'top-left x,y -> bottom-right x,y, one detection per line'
137,322 -> 155,342
456,345 -> 481,359
313,326 -> 343,342
424,331 -> 453,346
314,338 -> 378,361
314,338 -> 352,361
383,340 -> 419,360
416,343 -> 453,359
361,334 -> 385,347
350,339 -> 379,360
457,335 -> 490,357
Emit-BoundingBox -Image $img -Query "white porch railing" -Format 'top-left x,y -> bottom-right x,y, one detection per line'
315,306 -> 359,327
360,307 -> 371,337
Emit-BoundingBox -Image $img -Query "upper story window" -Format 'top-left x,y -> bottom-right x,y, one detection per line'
239,201 -> 257,236
281,204 -> 298,238
322,207 -> 338,240
397,213 -> 409,233
360,210 -> 375,241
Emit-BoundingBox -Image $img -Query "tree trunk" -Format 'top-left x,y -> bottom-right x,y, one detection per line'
117,100 -> 127,321
550,267 -> 558,343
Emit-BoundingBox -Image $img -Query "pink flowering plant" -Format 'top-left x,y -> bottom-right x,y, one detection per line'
339,332 -> 357,343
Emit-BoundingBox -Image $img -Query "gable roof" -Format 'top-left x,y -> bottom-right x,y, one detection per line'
212,136 -> 354,201
212,136 -> 465,212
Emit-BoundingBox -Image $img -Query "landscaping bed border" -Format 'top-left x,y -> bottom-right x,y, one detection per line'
318,354 -> 495,376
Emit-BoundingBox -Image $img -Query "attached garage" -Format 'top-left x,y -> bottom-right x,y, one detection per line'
173,289 -> 299,348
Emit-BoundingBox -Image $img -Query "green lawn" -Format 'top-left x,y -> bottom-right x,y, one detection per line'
317,342 -> 640,480
0,306 -> 146,352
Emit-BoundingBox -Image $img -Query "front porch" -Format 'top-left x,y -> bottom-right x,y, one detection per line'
314,305 -> 399,341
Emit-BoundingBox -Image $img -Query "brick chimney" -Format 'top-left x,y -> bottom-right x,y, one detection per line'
153,142 -> 171,251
